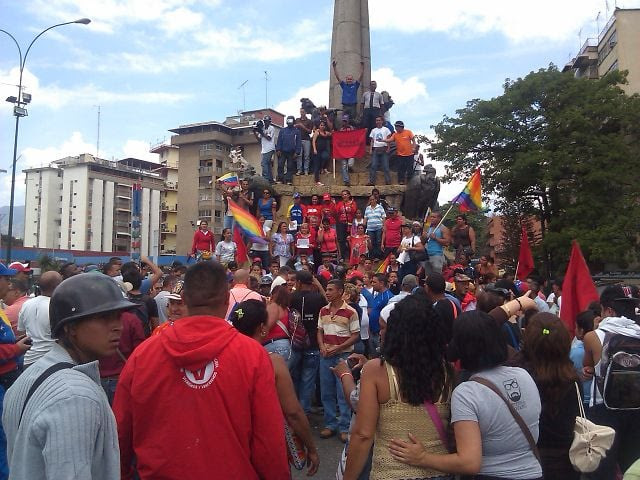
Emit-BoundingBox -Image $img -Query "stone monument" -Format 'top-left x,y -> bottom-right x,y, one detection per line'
329,0 -> 371,111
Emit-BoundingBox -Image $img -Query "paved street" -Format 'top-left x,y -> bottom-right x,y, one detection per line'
292,411 -> 345,480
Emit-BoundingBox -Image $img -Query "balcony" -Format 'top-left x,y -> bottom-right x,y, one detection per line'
164,181 -> 178,190
199,166 -> 213,175
161,203 -> 178,212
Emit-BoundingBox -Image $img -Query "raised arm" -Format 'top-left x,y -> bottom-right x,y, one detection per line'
141,256 -> 162,287
357,61 -> 364,83
331,59 -> 341,82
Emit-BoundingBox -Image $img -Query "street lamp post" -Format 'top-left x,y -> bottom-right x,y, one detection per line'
1,18 -> 90,263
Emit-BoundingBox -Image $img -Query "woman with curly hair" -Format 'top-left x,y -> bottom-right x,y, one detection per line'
229,299 -> 319,476
343,294 -> 454,480
388,310 -> 542,480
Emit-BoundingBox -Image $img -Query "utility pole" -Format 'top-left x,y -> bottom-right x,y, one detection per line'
237,80 -> 248,113
264,71 -> 269,109
95,105 -> 101,158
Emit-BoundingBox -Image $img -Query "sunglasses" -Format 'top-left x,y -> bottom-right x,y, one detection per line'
263,191 -> 270,195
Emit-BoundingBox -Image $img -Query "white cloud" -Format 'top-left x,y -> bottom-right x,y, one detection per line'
121,140 -> 159,162
25,0 -> 213,35
369,0 -> 640,42
0,67 -> 191,110
276,80 -> 329,117
276,67 -> 427,115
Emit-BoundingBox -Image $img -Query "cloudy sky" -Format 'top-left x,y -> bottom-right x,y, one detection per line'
1,0 -> 637,207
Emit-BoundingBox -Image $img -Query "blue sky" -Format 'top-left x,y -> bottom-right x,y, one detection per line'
2,0 -> 638,207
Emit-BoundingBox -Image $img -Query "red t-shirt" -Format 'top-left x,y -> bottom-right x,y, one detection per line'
384,217 -> 403,248
336,200 -> 357,224
321,201 -> 337,225
306,205 -> 322,225
319,226 -> 338,253
295,232 -> 314,256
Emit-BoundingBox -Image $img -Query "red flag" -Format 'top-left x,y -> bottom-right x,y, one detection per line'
332,128 -> 366,160
516,226 -> 534,281
560,241 -> 599,335
233,226 -> 249,266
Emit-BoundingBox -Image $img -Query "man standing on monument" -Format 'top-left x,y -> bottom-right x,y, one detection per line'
275,115 -> 302,185
361,80 -> 384,142
332,59 -> 364,123
368,116 -> 392,186
295,108 -> 314,175
254,115 -> 276,183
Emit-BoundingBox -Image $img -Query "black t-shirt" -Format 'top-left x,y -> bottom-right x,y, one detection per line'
290,290 -> 325,350
128,293 -> 159,319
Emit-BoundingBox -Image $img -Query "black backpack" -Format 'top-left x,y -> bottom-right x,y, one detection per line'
128,295 -> 152,338
597,332 -> 640,410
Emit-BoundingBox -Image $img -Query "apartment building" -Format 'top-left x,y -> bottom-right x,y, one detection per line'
564,8 -> 640,94
169,108 -> 284,255
23,153 -> 163,256
150,143 -> 179,255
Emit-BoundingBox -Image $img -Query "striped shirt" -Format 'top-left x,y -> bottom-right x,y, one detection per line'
318,301 -> 360,352
364,204 -> 386,232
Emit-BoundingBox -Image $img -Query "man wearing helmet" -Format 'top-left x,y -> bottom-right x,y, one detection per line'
3,273 -> 136,480
254,115 -> 276,183
275,115 -> 302,185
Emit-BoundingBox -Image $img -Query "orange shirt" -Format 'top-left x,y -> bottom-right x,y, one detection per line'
391,129 -> 414,156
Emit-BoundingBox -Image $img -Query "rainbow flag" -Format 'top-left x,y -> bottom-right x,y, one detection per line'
376,254 -> 391,274
452,168 -> 482,212
227,198 -> 267,244
217,172 -> 239,187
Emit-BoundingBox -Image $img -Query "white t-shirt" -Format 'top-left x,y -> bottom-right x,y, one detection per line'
358,294 -> 370,340
18,296 -> 56,366
251,224 -> 271,252
154,290 -> 171,325
270,275 -> 287,293
369,127 -> 391,148
215,240 -> 237,264
260,125 -> 276,154
398,235 -> 421,264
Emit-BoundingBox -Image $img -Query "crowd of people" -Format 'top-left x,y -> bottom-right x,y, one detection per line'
0,204 -> 636,480
253,70 -> 423,188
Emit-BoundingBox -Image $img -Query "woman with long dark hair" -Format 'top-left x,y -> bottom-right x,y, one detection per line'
229,299 -> 319,476
271,221 -> 294,267
389,310 -> 542,480
343,294 -> 454,480
510,313 -> 579,479
312,121 -> 332,186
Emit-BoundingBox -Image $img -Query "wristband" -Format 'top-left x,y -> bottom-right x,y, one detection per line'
340,372 -> 353,382
515,298 -> 523,310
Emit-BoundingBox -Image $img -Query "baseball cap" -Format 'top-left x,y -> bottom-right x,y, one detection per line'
263,115 -> 272,121
347,270 -> 364,281
402,222 -> 412,229
455,273 -> 472,282
319,270 -> 332,281
412,221 -> 422,227
260,275 -> 273,285
252,257 -> 262,264
401,274 -> 418,289
293,192 -> 301,199
387,206 -> 396,213
394,120 -> 404,128
9,262 -> 31,273
322,193 -> 331,201
0,263 -> 17,276
167,280 -> 185,300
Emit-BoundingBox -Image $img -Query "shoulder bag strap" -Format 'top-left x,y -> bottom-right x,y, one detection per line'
472,377 -> 541,463
19,362 -> 75,426
424,400 -> 449,448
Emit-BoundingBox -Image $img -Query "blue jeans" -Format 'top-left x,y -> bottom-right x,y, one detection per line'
313,150 -> 330,182
367,228 -> 383,259
320,352 -> 351,433
369,150 -> 391,184
299,140 -> 311,174
261,150 -> 274,182
279,151 -> 297,183
289,349 -> 320,414
340,159 -> 351,184
264,338 -> 293,368
223,215 -> 234,230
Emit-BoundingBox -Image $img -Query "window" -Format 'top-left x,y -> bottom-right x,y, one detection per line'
198,209 -> 211,217
214,210 -> 221,218
216,144 -> 223,151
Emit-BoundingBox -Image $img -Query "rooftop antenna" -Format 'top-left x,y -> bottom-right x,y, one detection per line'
238,79 -> 248,113
94,105 -> 101,158
264,71 -> 269,109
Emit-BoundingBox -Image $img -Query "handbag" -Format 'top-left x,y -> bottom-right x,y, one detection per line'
472,377 -> 541,463
408,236 -> 427,262
284,421 -> 306,470
291,298 -> 310,351
569,382 -> 616,473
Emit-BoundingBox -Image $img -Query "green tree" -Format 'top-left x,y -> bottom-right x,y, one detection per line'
38,255 -> 60,273
427,66 -> 640,273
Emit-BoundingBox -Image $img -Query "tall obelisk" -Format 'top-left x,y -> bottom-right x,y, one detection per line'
329,0 -> 371,111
